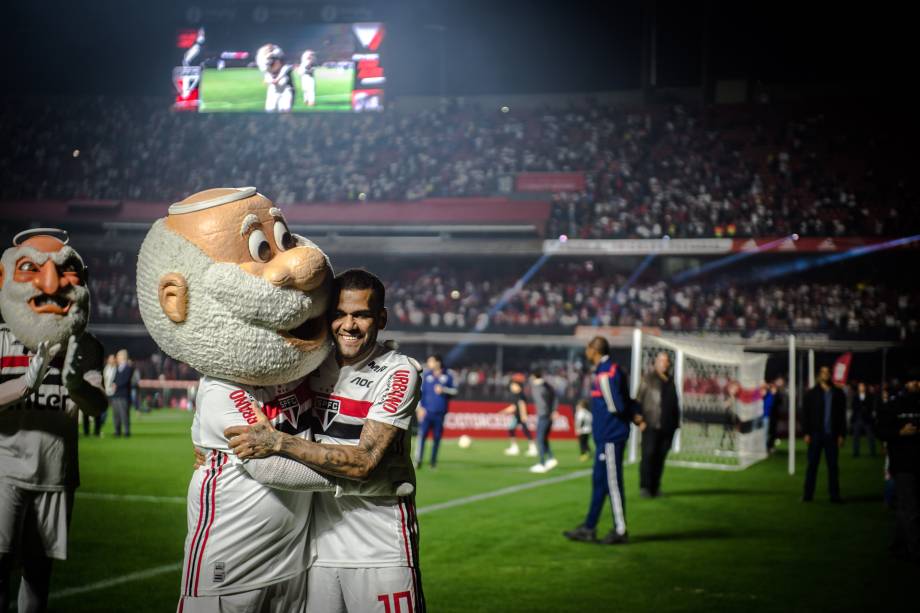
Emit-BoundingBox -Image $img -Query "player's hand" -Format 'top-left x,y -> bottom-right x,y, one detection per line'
803,435 -> 812,445
224,402 -> 284,459
24,341 -> 61,393
193,447 -> 206,469
416,407 -> 426,422
434,384 -> 443,394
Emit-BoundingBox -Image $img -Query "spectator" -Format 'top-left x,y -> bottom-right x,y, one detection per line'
635,352 -> 680,498
851,381 -> 878,457
802,365 -> 846,503
111,349 -> 134,438
528,370 -> 559,474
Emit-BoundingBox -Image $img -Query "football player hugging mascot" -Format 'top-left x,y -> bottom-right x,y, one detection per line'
136,187 -> 402,610
0,228 -> 106,612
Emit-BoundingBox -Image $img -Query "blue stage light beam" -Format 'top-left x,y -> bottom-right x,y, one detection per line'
749,234 -> 920,283
671,235 -> 795,284
618,253 -> 656,298
444,240 -> 563,365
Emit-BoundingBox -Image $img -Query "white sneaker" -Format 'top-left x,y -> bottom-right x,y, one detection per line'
504,444 -> 520,456
526,443 -> 538,457
529,463 -> 547,474
544,458 -> 559,471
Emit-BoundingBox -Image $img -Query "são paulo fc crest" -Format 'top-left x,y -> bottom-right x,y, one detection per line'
314,395 -> 341,430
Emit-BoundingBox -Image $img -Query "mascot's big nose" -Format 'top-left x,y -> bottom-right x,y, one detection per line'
263,245 -> 328,292
35,261 -> 69,294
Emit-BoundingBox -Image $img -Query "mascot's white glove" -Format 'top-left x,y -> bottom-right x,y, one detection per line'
62,334 -> 100,390
25,341 -> 61,392
0,341 -> 61,410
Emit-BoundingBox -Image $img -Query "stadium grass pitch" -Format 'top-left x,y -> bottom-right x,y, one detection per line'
26,409 -> 914,612
199,67 -> 353,112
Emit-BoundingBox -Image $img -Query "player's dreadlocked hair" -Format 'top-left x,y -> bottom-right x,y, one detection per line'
333,268 -> 386,313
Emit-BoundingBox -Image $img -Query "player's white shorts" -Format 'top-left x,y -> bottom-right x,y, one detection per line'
306,566 -> 425,613
302,75 -> 316,106
0,482 -> 72,560
177,568 -> 307,613
265,88 -> 293,112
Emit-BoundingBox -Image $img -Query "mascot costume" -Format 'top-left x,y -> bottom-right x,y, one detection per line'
136,187 -> 406,611
0,228 -> 106,612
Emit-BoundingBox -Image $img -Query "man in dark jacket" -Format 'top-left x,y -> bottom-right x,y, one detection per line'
850,381 -> 877,457
111,349 -> 135,437
876,381 -> 920,562
635,352 -> 679,497
802,365 -> 847,502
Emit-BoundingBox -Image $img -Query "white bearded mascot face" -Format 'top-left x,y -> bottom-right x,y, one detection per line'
0,229 -> 90,352
136,187 -> 332,386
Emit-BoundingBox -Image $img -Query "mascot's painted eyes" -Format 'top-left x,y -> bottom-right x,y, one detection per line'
248,229 -> 273,263
18,260 -> 39,272
273,221 -> 295,251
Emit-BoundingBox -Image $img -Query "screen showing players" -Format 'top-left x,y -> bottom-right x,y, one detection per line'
173,22 -> 385,113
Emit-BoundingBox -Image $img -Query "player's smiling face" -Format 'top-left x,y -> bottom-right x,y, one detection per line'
331,288 -> 387,365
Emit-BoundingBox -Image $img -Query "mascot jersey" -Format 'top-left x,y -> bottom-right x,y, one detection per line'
181,376 -> 316,597
0,324 -> 101,491
308,343 -> 421,568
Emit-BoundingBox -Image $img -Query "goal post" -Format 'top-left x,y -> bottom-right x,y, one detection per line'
632,331 -> 769,471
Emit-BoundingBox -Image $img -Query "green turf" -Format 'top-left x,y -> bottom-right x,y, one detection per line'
199,67 -> 353,112
29,410 -> 914,612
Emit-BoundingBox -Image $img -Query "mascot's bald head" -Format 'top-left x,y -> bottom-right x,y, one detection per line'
0,228 -> 90,351
137,187 -> 333,386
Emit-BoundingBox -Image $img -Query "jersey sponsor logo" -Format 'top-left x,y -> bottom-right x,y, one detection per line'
349,376 -> 374,388
229,389 -> 259,425
315,395 -> 341,430
366,360 -> 387,373
382,369 -> 411,414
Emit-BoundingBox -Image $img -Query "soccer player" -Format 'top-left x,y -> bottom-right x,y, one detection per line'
564,336 -> 644,545
498,379 -> 537,457
257,45 -> 295,113
0,229 -> 107,612
300,50 -> 317,107
415,354 -> 456,469
226,269 -> 425,613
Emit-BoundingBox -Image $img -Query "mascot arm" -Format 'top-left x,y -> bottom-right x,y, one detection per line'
242,456 -> 413,497
63,334 -> 107,417
0,341 -> 59,411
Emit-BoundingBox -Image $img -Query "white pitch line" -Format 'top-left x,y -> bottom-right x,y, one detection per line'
416,468 -> 591,515
53,469 -> 593,601
77,492 -> 186,504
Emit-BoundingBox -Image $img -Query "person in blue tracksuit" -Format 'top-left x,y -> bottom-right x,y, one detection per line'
564,336 -> 645,544
415,354 -> 457,468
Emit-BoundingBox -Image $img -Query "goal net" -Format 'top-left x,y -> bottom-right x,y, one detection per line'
633,333 -> 768,470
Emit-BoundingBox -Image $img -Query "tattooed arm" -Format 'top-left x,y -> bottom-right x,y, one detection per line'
225,407 -> 399,481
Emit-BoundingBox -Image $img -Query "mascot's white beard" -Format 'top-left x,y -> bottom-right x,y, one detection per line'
137,220 -> 332,386
0,246 -> 90,352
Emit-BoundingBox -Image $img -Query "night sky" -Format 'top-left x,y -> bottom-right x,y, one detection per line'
0,0 -> 908,98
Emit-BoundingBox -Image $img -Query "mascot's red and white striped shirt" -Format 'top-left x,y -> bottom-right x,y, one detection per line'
308,343 -> 421,569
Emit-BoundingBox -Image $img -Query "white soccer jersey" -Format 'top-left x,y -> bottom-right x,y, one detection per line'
180,376 -> 316,597
0,325 -> 103,491
309,343 -> 422,568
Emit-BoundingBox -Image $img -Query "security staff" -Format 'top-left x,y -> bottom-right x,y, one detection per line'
802,365 -> 846,503
415,354 -> 456,469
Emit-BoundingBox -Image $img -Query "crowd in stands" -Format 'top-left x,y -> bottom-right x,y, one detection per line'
84,251 -> 917,338
1,96 -> 916,238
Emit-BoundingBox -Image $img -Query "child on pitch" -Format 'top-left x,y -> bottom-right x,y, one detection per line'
575,399 -> 593,461
498,377 -> 537,457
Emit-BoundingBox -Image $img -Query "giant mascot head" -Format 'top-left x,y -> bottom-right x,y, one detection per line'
0,228 -> 90,351
137,187 -> 332,385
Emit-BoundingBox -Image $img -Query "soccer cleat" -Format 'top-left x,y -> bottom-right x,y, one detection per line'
639,488 -> 653,499
504,444 -> 520,456
600,530 -> 629,545
544,457 -> 559,471
529,463 -> 547,473
563,525 -> 597,543
526,443 -> 538,457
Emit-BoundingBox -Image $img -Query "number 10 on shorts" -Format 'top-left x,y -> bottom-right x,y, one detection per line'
377,591 -> 413,613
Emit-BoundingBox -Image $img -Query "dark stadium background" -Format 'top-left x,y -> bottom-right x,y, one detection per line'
1,1 -> 919,612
